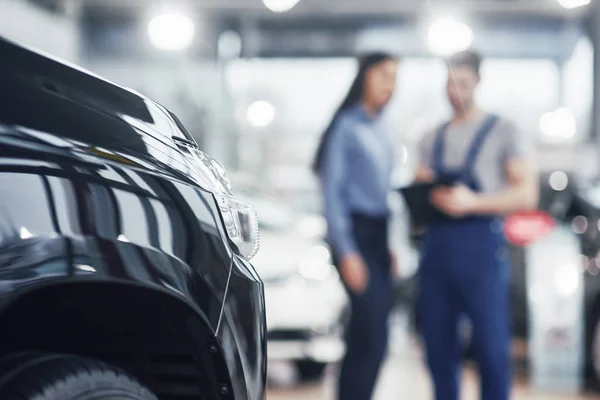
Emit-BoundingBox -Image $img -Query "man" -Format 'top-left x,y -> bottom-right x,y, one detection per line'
414,50 -> 539,400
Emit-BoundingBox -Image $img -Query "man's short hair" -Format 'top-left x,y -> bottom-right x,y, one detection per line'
447,50 -> 482,76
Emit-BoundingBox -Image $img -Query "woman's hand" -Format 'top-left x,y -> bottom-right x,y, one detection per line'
340,254 -> 369,294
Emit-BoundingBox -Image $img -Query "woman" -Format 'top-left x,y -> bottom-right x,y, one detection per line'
313,52 -> 399,400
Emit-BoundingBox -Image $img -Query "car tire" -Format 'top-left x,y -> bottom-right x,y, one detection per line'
0,353 -> 157,400
295,361 -> 327,382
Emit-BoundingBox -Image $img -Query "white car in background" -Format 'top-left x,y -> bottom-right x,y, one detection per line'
235,188 -> 348,381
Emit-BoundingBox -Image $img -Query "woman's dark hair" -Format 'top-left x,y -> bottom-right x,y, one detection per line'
312,52 -> 397,174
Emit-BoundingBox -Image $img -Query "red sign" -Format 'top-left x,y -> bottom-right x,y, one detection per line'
504,211 -> 556,247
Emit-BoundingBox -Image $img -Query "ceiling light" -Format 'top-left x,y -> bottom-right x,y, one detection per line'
572,215 -> 588,234
427,17 -> 474,56
246,101 -> 276,128
263,0 -> 301,13
218,30 -> 242,60
556,0 -> 591,9
148,11 -> 195,51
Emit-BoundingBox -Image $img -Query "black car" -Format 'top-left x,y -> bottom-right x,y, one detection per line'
0,37 -> 266,400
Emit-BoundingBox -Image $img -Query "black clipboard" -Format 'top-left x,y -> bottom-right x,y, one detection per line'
398,182 -> 451,227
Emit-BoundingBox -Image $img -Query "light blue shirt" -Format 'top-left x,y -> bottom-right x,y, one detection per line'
319,104 -> 395,257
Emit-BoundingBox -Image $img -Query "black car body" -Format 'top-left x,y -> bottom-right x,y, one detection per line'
0,37 -> 266,399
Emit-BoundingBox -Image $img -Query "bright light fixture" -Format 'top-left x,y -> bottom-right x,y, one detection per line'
572,215 -> 588,235
246,100 -> 276,128
263,0 -> 301,13
549,171 -> 569,192
218,30 -> 242,60
556,0 -> 591,9
427,17 -> 474,56
539,107 -> 577,140
148,11 -> 195,51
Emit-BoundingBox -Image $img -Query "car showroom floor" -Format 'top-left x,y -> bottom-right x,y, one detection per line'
267,357 -> 597,400
266,311 -> 597,400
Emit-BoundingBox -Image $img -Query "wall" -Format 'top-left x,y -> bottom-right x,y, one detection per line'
225,57 -> 563,212
562,36 -> 594,144
0,0 -> 78,62
80,58 -> 237,167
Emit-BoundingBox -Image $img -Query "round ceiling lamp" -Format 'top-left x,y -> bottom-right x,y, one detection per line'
556,0 -> 591,9
246,100 -> 276,128
218,30 -> 242,60
262,0 -> 301,13
148,11 -> 195,51
427,17 -> 474,56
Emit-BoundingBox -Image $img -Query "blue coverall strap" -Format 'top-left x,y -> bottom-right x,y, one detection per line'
432,121 -> 451,174
462,114 -> 499,177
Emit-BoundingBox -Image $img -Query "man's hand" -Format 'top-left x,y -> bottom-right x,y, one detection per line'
415,165 -> 434,183
340,254 -> 369,294
431,184 -> 480,218
432,158 -> 538,217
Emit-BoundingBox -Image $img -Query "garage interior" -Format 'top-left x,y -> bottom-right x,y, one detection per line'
4,0 -> 600,398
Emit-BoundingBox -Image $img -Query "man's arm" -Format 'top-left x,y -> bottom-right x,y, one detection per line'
470,156 -> 539,214
432,156 -> 539,218
431,119 -> 538,217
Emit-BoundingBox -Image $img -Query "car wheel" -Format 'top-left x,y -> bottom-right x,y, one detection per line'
295,361 -> 327,382
0,353 -> 157,400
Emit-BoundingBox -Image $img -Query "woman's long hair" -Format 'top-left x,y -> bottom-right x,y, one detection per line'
312,52 -> 397,174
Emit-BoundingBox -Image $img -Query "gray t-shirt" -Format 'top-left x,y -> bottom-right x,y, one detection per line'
418,113 -> 533,193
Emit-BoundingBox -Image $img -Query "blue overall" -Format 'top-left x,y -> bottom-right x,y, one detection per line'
419,115 -> 512,400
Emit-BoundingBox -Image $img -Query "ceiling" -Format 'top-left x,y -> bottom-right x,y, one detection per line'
26,0 -> 589,60
50,0 -> 591,20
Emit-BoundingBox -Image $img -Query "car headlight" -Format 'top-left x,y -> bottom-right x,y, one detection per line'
215,195 -> 260,260
190,149 -> 260,260
298,245 -> 338,282
189,148 -> 233,196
